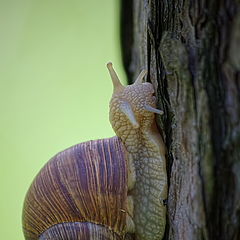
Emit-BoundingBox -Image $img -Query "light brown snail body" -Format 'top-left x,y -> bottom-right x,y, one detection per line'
22,63 -> 167,240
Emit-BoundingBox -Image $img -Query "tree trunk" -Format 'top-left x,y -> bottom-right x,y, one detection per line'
120,1 -> 240,239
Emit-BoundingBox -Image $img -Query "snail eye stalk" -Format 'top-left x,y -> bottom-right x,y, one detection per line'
144,105 -> 164,115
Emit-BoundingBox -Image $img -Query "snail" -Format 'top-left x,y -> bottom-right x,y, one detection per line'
22,63 -> 168,240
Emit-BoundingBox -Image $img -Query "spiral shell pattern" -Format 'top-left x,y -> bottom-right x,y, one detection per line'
22,136 -> 128,240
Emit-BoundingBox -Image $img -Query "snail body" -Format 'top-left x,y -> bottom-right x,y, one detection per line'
22,63 -> 167,240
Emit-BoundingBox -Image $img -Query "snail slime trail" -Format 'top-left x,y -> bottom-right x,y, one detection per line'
22,63 -> 167,240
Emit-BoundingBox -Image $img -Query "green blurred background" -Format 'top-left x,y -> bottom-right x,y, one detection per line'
0,1 -> 125,239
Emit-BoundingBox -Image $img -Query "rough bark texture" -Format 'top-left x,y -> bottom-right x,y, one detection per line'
120,1 -> 240,239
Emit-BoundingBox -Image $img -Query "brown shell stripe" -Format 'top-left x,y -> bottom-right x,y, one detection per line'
39,222 -> 121,240
22,136 -> 128,240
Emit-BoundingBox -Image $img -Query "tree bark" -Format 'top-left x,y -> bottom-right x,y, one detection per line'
120,1 -> 240,239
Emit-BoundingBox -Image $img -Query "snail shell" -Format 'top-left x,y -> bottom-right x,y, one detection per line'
22,137 -> 129,240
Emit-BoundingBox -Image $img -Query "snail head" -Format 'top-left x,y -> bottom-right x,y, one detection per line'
107,62 -> 163,135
